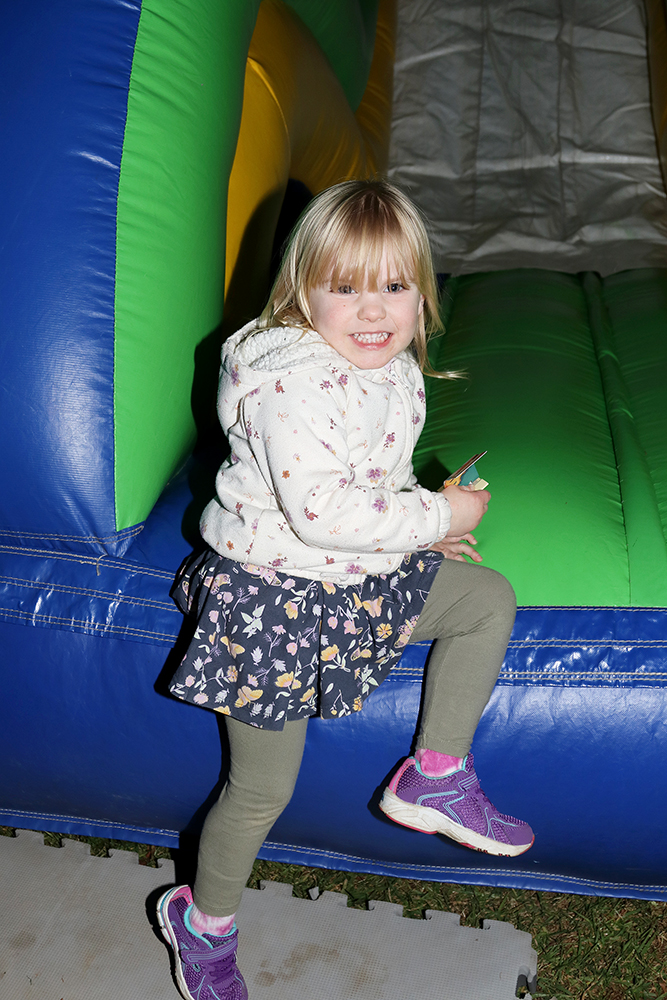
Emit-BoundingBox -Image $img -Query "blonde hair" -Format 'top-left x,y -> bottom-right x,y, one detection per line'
260,179 -> 460,378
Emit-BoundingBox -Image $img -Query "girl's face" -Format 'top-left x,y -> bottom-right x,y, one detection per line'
308,252 -> 424,369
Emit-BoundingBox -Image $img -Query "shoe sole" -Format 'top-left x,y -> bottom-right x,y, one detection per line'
157,888 -> 197,1000
379,788 -> 534,857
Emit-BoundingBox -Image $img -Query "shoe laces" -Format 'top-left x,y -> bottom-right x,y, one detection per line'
185,941 -> 236,987
464,775 -> 523,833
208,951 -> 236,988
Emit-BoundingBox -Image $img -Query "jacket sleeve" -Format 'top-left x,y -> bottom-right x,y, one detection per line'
241,373 -> 451,554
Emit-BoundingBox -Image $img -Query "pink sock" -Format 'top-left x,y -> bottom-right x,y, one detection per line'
415,748 -> 463,777
189,903 -> 236,938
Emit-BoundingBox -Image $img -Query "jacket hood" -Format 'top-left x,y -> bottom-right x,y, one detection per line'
223,320 -> 336,377
222,318 -> 417,383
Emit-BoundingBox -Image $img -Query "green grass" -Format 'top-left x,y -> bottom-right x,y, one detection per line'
2,826 -> 666,999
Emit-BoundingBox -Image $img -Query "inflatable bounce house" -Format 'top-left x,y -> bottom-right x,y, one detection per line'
2,0 -> 667,900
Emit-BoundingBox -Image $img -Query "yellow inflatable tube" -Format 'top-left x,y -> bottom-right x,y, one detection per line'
224,0 -> 396,327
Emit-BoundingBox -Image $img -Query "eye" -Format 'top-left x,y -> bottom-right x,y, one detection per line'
335,284 -> 355,294
386,281 -> 405,293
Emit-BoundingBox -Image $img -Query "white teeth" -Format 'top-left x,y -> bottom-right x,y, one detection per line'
352,332 -> 390,344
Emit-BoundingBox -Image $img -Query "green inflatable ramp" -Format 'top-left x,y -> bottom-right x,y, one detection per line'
415,268 -> 667,609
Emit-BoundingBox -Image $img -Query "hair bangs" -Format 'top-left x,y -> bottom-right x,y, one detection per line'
314,214 -> 420,294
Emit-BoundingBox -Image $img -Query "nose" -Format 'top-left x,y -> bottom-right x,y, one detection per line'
357,289 -> 386,322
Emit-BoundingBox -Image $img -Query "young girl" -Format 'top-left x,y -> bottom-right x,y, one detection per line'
157,180 -> 533,1000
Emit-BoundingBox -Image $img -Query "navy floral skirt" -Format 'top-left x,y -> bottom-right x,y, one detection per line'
169,549 -> 443,730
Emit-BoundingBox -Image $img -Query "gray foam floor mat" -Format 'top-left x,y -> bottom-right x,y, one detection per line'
1,829 -> 537,999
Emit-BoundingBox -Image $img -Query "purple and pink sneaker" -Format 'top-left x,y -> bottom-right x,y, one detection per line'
157,885 -> 248,1000
379,752 -> 534,856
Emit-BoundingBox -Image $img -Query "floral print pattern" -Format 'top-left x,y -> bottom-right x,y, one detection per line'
199,322 -> 450,584
169,548 -> 442,730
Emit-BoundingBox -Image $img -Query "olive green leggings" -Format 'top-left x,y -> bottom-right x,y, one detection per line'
192,560 -> 516,916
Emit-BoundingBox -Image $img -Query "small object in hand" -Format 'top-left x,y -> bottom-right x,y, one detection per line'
443,451 -> 488,489
465,475 -> 489,491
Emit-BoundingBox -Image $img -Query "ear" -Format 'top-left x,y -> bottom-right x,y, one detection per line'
419,294 -> 425,315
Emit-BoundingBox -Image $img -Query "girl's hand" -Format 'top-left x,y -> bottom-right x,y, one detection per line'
439,482 -> 490,536
430,533 -> 483,562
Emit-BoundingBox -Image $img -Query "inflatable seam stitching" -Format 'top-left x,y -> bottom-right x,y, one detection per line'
508,639 -> 667,647
0,810 -> 178,838
260,842 -> 667,892
385,673 -> 667,686
0,526 -> 143,544
495,673 -> 667,683
0,607 -> 177,643
515,605 -> 667,612
0,545 -> 174,579
0,575 -> 177,612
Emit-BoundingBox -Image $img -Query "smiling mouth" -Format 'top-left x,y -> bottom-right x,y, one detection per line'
351,331 -> 391,345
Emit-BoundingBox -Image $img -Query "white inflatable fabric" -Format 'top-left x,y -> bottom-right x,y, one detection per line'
389,0 -> 667,275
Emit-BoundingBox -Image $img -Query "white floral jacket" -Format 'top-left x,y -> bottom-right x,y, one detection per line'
200,320 -> 451,584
